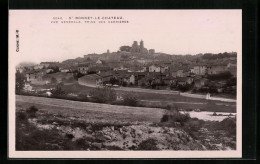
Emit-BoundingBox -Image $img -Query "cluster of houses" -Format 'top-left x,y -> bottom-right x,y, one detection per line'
17,54 -> 237,93
76,61 -> 236,90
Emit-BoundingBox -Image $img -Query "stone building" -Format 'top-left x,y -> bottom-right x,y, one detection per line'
130,40 -> 148,54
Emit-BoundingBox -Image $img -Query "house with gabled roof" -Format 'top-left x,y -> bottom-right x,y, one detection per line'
98,71 -> 113,83
148,64 -> 168,73
25,69 -> 49,85
78,64 -> 90,74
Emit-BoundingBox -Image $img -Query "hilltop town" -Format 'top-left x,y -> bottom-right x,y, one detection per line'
15,40 -> 237,151
16,40 -> 237,96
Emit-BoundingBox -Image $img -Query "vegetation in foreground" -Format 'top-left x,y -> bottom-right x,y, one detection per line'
159,106 -> 236,150
16,105 -> 236,151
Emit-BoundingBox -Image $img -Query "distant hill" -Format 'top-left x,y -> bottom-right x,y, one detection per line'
17,62 -> 37,67
58,51 -> 237,68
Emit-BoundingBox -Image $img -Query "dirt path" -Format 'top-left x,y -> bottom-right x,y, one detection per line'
16,95 -> 165,123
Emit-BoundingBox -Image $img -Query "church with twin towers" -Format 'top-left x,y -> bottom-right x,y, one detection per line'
128,40 -> 155,55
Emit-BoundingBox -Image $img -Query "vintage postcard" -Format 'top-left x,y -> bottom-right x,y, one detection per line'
9,10 -> 242,158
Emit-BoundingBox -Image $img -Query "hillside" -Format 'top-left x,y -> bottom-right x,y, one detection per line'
16,95 -> 236,150
58,51 -> 237,68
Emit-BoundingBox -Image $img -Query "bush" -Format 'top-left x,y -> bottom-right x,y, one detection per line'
205,117 -> 236,136
16,111 -> 28,122
160,107 -> 190,126
122,94 -> 138,107
207,71 -> 233,81
89,87 -> 117,104
51,82 -> 67,98
137,138 -> 159,150
121,81 -> 127,87
16,122 -> 75,150
26,106 -> 39,118
177,84 -> 193,92
109,77 -> 119,85
218,117 -> 236,135
184,119 -> 205,132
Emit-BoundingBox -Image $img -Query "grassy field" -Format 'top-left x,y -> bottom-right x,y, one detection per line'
16,95 -> 165,123
30,82 -> 236,113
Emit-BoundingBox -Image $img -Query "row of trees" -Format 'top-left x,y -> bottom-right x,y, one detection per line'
202,52 -> 237,60
207,71 -> 233,81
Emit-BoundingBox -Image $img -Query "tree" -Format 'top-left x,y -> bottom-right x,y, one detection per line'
226,77 -> 236,87
109,77 -> 119,85
16,71 -> 26,94
177,84 -> 193,92
121,81 -> 127,87
48,66 -> 59,73
207,71 -> 233,81
50,82 -> 66,97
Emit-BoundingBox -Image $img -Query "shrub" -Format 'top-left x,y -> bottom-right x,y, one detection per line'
205,117 -> 236,136
207,71 -> 233,81
121,81 -> 127,87
16,122 -> 75,150
109,77 -> 119,85
74,138 -> 90,149
218,117 -> 236,135
184,119 -> 204,132
137,138 -> 159,150
160,114 -> 169,123
89,87 -> 117,104
122,94 -> 138,107
160,107 -> 190,126
177,84 -> 193,92
26,106 -> 39,118
16,111 -> 28,122
51,82 -> 67,98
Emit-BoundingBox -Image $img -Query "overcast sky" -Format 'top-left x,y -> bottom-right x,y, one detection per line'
9,10 -> 241,64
